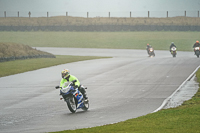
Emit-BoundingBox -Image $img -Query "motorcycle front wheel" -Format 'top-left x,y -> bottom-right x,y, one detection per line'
66,96 -> 77,113
195,51 -> 200,58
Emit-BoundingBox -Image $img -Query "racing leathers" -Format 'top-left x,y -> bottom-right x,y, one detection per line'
146,45 -> 151,54
170,44 -> 176,52
60,75 -> 88,99
193,42 -> 200,48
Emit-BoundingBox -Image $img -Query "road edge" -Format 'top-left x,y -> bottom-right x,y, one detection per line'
153,65 -> 200,113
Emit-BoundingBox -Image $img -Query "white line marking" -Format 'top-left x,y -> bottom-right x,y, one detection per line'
153,65 -> 200,113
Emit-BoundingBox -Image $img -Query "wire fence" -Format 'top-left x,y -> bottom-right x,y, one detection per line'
1,11 -> 200,18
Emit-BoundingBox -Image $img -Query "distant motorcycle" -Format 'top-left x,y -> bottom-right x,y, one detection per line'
148,47 -> 155,57
194,47 -> 200,58
170,47 -> 177,57
55,80 -> 89,113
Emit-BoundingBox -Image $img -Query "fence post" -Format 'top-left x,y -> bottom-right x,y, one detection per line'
4,11 -> 6,18
87,12 -> 89,18
198,11 -> 199,17
167,11 -> 168,18
28,11 -> 31,18
109,12 -> 110,18
66,12 -> 68,17
185,11 -> 186,17
148,11 -> 150,18
47,12 -> 49,17
130,11 -> 131,18
18,11 -> 19,17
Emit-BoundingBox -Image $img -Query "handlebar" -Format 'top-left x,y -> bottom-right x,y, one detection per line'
55,86 -> 61,89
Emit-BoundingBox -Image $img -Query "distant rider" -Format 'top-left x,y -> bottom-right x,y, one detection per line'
170,42 -> 176,52
193,40 -> 200,53
146,43 -> 151,54
193,40 -> 200,48
60,69 -> 88,101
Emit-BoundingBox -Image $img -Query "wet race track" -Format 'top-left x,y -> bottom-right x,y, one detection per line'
0,48 -> 200,133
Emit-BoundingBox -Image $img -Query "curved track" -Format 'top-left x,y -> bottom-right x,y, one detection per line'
0,48 -> 200,133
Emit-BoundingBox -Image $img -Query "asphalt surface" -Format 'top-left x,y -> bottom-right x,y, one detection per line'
0,48 -> 200,133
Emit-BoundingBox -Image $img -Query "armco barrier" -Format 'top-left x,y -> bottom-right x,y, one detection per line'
0,25 -> 200,31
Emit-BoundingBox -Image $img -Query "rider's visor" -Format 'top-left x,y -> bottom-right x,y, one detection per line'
62,73 -> 67,78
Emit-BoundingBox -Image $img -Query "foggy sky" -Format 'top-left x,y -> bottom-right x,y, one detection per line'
0,0 -> 200,17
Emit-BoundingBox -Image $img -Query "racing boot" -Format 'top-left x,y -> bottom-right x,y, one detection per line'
83,94 -> 89,103
79,86 -> 89,103
83,93 -> 88,100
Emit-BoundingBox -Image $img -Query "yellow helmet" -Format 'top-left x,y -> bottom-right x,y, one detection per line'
61,69 -> 70,78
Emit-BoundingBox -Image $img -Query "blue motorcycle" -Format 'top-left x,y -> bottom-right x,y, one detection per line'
55,80 -> 89,113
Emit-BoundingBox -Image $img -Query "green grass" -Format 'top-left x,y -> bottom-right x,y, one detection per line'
0,55 -> 109,77
50,71 -> 200,133
0,31 -> 199,51
0,42 -> 54,57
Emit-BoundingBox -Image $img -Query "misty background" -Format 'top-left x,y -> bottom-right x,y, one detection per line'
0,0 -> 200,18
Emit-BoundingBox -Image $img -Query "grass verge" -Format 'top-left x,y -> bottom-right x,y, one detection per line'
0,55 -> 109,77
0,42 -> 54,58
50,70 -> 200,133
1,31 -> 200,51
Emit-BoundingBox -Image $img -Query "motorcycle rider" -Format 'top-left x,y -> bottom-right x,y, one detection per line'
170,42 -> 176,52
60,69 -> 88,101
146,43 -> 151,54
193,40 -> 200,48
193,40 -> 200,53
